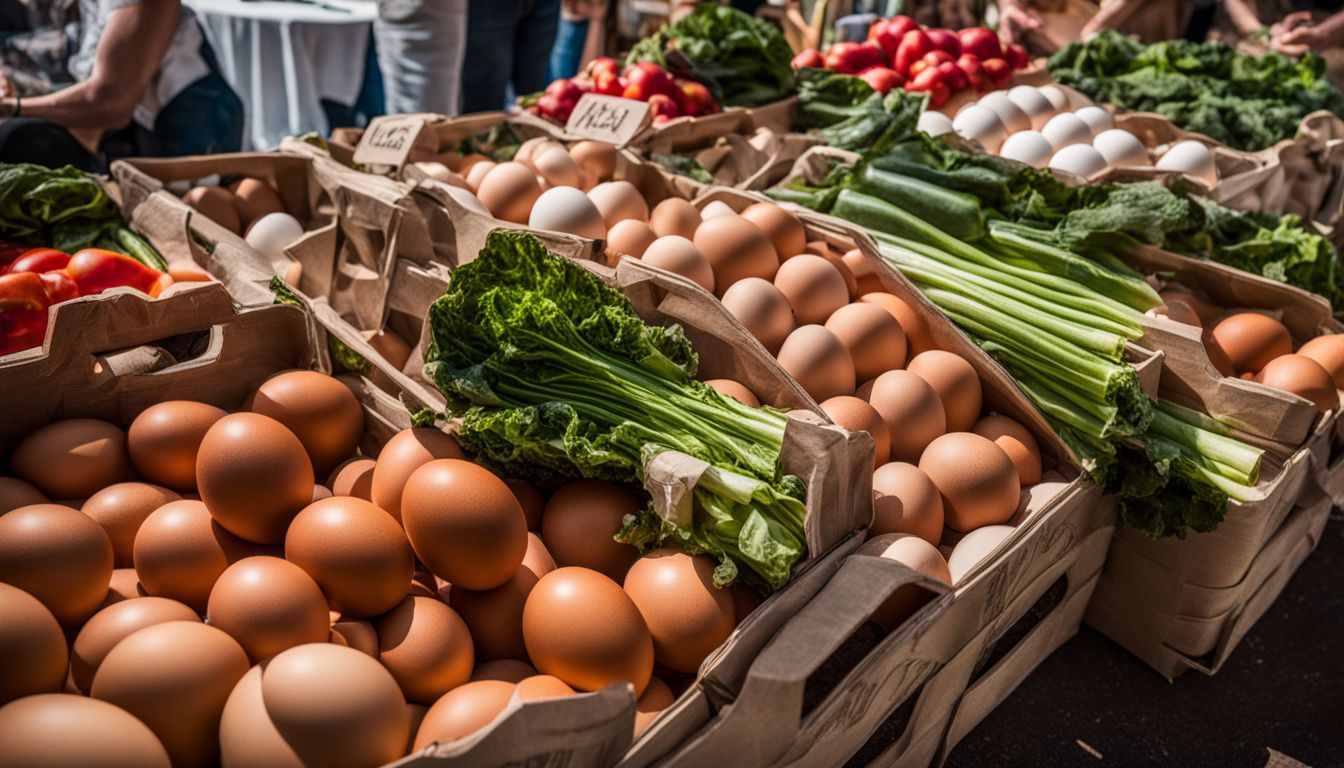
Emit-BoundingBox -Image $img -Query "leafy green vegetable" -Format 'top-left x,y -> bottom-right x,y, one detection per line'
626,4 -> 794,108
0,163 -> 165,270
1049,30 -> 1344,150
795,68 -> 927,153
423,230 -> 807,590
458,123 -> 522,162
651,153 -> 714,184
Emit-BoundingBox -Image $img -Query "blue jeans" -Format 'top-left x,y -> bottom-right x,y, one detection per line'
546,17 -> 587,83
461,0 -> 561,113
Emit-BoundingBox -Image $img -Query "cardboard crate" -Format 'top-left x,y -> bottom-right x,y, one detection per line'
1085,476 -> 1332,679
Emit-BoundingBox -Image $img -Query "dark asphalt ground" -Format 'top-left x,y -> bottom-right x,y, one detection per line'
944,512 -> 1344,768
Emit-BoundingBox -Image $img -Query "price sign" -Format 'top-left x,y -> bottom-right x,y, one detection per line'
353,114 -> 430,168
564,94 -> 651,147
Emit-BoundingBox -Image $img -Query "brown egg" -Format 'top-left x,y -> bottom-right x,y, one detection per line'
331,617 -> 380,658
1255,354 -> 1340,414
0,503 -> 112,627
533,145 -> 582,189
907,351 -> 982,433
947,524 -> 1015,584
406,704 -> 428,753
825,303 -> 908,383
1296,334 -> 1344,389
10,418 -> 129,499
133,499 -> 254,613
0,582 -> 67,705
310,484 -> 333,502
464,160 -> 497,191
376,596 -> 475,705
105,568 -> 144,604
773,255 -> 849,326
81,483 -> 181,567
858,534 -> 950,631
183,186 -> 242,235
866,370 -> 946,462
587,181 -> 649,226
471,659 -> 537,683
285,496 -> 414,617
844,249 -> 885,296
259,643 -> 410,768
1159,287 -> 1220,325
972,415 -> 1043,485
694,215 -> 779,294
412,680 -> 515,748
370,428 -> 466,523
641,235 -> 715,293
363,328 -> 413,371
251,371 -> 365,476
0,694 -> 171,767
505,479 -> 544,532
705,379 -> 762,408
517,674 -> 576,701
196,413 -> 314,544
721,277 -> 796,354
606,219 -> 658,262
71,597 -> 199,692
523,567 -> 653,695
919,433 -> 1020,532
649,198 -> 701,239
126,401 -> 227,492
820,396 -> 891,469
740,202 -> 805,262
870,462 -> 944,546
569,141 -> 618,188
328,457 -> 376,500
777,325 -> 856,402
1207,313 -> 1292,375
207,556 -> 330,663
448,532 -> 555,661
91,621 -> 249,767
0,476 -> 47,514
1151,299 -> 1202,327
860,292 -> 936,358
476,162 -> 542,223
634,676 -> 675,738
623,549 -> 735,674
232,178 -> 286,228
402,460 -> 527,590
217,665 -> 303,768
515,138 -> 563,171
541,480 -> 641,582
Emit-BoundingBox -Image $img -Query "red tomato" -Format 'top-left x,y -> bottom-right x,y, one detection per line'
791,48 -> 824,70
956,54 -> 990,92
981,57 -> 1013,89
926,28 -> 961,58
1005,43 -> 1029,70
7,248 -> 69,275
957,26 -> 1002,62
869,15 -> 919,59
893,30 -> 934,77
859,66 -> 904,95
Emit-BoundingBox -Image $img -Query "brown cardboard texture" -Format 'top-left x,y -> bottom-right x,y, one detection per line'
1086,486 -> 1332,679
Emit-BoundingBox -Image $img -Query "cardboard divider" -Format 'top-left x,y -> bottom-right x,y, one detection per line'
1086,488 -> 1333,679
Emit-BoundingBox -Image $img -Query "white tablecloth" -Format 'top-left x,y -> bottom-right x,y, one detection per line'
187,0 -> 378,150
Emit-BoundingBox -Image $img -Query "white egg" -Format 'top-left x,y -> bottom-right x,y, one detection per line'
952,105 -> 1009,154
245,212 -> 305,262
1036,85 -> 1071,112
699,201 -> 739,220
1041,113 -> 1094,150
527,186 -> 607,240
1006,86 -> 1055,130
977,92 -> 1032,134
999,131 -> 1054,168
443,185 -> 491,216
1092,129 -> 1150,167
1073,106 -> 1114,135
917,110 -> 954,137
1049,144 -> 1109,177
947,525 -> 1015,584
1155,140 -> 1218,187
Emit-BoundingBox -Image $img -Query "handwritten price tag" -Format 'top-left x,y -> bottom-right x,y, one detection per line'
564,94 -> 651,147
353,114 -> 430,168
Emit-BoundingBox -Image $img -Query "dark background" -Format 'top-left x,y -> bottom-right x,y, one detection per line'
944,513 -> 1344,768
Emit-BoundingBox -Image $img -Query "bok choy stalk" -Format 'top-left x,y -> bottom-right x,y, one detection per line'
423,231 -> 806,590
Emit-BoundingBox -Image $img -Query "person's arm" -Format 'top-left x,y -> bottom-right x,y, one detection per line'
0,0 -> 180,129
1079,0 -> 1150,40
579,0 -> 607,69
1222,0 -> 1265,37
1274,10 -> 1344,55
998,0 -> 1043,47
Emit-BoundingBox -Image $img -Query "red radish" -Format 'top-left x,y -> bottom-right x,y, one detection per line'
825,42 -> 886,75
956,54 -> 989,92
859,66 -> 904,95
905,66 -> 950,108
981,57 -> 1012,88
893,29 -> 934,76
647,93 -> 681,123
869,15 -> 919,59
957,27 -> 1001,61
937,60 -> 968,92
1005,43 -> 1029,70
926,28 -> 961,57
792,48 -> 824,69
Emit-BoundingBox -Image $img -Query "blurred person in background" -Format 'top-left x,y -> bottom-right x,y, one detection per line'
1271,7 -> 1344,54
376,0 -> 467,115
461,0 -> 561,113
0,0 -> 241,170
546,0 -> 605,82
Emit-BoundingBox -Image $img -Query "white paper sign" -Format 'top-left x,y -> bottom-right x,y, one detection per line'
564,94 -> 651,147
353,114 -> 430,168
